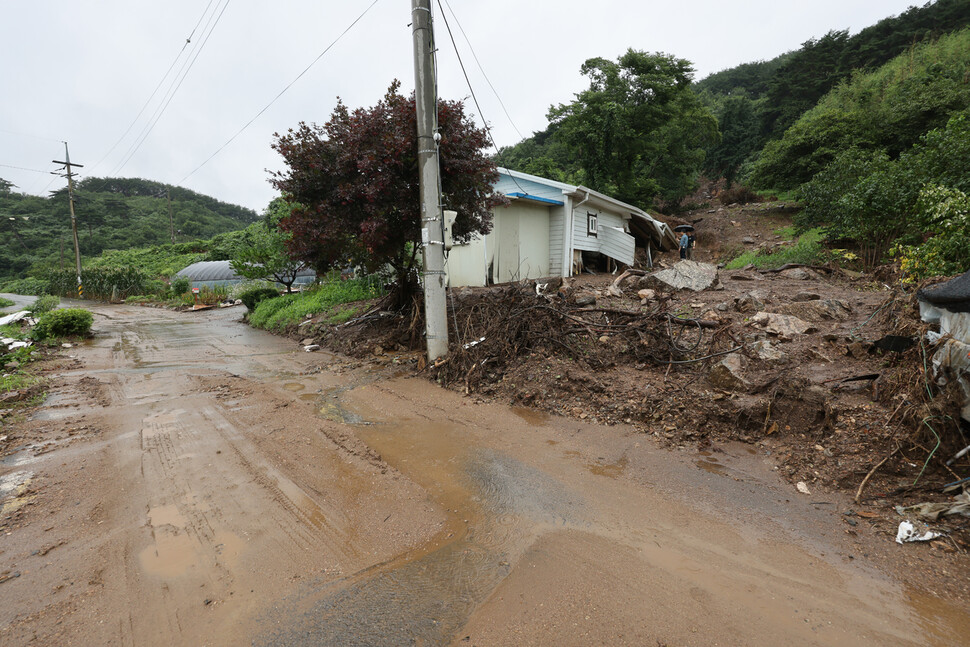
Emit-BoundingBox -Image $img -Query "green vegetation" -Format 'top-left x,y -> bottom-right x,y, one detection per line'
796,108 -> 970,270
0,297 -> 14,309
249,279 -> 383,331
0,175 -> 257,283
239,286 -> 281,312
27,294 -> 59,315
230,198 -> 307,292
30,308 -> 94,341
498,50 -> 718,209
0,277 -> 48,296
725,228 -> 825,269
750,28 -> 970,190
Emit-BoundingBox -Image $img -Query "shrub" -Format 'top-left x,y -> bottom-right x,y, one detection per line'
27,294 -> 59,315
30,308 -> 94,340
239,287 -> 280,311
0,297 -> 14,309
170,276 -> 191,296
725,228 -> 825,269
0,277 -> 49,296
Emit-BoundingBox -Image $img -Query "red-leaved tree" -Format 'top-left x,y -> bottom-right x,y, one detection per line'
269,81 -> 505,304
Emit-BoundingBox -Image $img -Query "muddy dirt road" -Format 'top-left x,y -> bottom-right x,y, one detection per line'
1,304 -> 967,646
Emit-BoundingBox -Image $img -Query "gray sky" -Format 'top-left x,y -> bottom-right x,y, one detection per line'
1,0 -> 922,214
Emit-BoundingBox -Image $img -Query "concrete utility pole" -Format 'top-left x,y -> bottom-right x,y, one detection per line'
411,0 -> 449,362
52,142 -> 84,298
167,189 -> 176,243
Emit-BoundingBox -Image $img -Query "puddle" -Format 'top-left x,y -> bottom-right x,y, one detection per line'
696,458 -> 728,476
586,456 -> 628,479
298,393 -> 319,402
1,446 -> 38,468
148,504 -> 186,529
282,382 -> 305,392
260,421 -> 584,646
905,585 -> 970,646
510,406 -> 550,426
139,529 -> 197,577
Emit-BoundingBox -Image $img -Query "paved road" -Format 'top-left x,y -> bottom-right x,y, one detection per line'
0,303 -> 965,646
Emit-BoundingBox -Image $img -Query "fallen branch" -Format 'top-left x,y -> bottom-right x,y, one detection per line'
855,447 -> 900,504
758,263 -> 833,275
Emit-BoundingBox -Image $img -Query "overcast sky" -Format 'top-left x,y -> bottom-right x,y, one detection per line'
1,0 -> 923,214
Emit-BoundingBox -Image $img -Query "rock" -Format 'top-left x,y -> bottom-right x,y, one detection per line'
61,342 -> 73,349
796,481 -> 811,495
303,344 -> 320,352
574,292 -> 597,306
0,390 -> 26,404
735,291 -> 766,313
792,292 -> 821,302
780,299 -> 852,322
643,260 -> 720,293
846,341 -> 870,359
779,268 -> 814,280
708,353 -> 750,392
300,338 -> 315,346
730,272 -> 764,282
637,288 -> 656,301
373,345 -> 384,356
741,236 -> 756,244
750,312 -> 816,339
749,339 -> 787,363
598,335 -> 611,344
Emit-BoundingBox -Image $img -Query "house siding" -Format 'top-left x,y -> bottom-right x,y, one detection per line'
548,204 -> 565,276
572,206 -> 625,252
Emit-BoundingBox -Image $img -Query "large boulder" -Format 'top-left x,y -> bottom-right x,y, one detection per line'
750,312 -> 816,339
780,299 -> 852,322
643,260 -> 720,293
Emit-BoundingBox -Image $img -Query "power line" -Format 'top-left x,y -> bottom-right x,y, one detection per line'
88,0 -> 219,174
434,0 -> 528,196
0,128 -> 64,144
178,0 -> 383,185
0,162 -> 50,174
440,0 -> 523,141
111,0 -> 232,176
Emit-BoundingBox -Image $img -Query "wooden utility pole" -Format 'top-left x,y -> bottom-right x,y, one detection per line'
411,0 -> 449,362
167,189 -> 176,243
52,142 -> 84,298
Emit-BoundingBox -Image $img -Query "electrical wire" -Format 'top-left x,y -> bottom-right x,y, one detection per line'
111,0 -> 232,176
0,162 -> 50,174
0,128 -> 63,143
434,0 -> 529,197
88,0 -> 218,174
440,0 -> 523,141
178,0 -> 383,185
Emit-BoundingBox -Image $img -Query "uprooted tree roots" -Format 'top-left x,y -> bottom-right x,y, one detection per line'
428,283 -> 740,394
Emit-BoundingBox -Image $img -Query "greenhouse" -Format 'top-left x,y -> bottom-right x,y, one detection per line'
175,261 -> 316,288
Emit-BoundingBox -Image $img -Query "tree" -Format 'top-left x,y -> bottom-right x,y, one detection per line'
230,197 -> 305,292
547,49 -> 718,208
270,81 -> 504,303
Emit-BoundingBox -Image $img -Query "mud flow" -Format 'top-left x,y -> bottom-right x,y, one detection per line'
1,305 -> 967,647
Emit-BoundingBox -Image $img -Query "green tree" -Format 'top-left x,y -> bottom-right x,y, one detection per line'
548,49 -> 718,207
230,197 -> 305,292
270,81 -> 504,304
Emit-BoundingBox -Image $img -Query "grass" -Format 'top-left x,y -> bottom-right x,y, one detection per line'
249,278 -> 383,330
725,227 -> 825,270
0,297 -> 15,309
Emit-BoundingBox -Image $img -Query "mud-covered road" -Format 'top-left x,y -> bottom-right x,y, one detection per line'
1,303 -> 967,646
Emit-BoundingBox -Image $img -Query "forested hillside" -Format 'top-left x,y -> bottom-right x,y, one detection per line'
0,177 -> 258,281
497,0 -> 970,208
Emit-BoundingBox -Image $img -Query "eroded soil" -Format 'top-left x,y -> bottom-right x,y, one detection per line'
1,301 -> 968,645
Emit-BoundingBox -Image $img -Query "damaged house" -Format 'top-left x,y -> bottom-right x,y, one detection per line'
445,168 -> 677,287
918,270 -> 970,423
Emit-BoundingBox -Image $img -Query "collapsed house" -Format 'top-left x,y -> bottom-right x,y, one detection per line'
918,270 -> 970,422
445,168 -> 678,287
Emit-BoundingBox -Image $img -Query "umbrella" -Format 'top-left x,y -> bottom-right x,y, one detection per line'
674,224 -> 694,232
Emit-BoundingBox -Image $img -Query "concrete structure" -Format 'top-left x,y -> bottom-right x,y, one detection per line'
445,168 -> 676,287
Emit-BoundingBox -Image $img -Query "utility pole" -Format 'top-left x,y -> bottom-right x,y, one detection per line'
52,142 -> 84,298
167,189 -> 176,243
411,0 -> 449,362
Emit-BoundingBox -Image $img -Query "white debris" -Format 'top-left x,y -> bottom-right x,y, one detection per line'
895,520 -> 942,544
0,311 -> 30,327
303,344 -> 320,352
463,337 -> 486,350
796,481 -> 811,495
